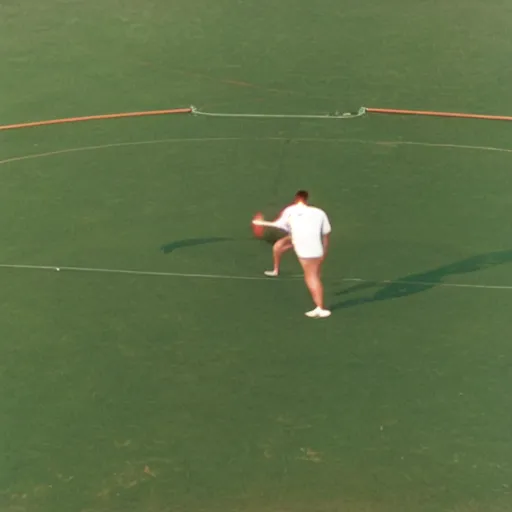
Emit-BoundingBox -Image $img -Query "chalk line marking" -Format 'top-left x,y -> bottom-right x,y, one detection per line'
1,136 -> 512,167
0,263 -> 287,281
0,137 -> 241,166
344,277 -> 512,292
0,263 -> 511,291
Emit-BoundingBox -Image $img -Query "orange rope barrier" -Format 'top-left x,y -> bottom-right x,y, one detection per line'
3,106 -> 512,131
0,107 -> 192,131
365,107 -> 512,121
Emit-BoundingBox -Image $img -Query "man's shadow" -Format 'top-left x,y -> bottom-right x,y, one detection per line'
160,237 -> 233,254
160,232 -> 278,254
332,249 -> 512,310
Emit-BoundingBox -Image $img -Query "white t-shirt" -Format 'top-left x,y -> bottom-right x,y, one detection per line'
273,202 -> 331,258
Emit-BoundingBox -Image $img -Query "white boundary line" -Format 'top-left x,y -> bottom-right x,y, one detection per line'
0,137 -> 241,166
1,136 -> 512,167
344,277 -> 512,291
0,263 -> 292,281
1,263 -> 512,291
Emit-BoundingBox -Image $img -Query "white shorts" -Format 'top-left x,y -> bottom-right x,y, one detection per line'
293,240 -> 324,259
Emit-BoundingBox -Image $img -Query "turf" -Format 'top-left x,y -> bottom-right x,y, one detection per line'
1,1 -> 512,512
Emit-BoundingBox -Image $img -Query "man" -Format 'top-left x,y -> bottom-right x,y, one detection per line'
264,190 -> 332,318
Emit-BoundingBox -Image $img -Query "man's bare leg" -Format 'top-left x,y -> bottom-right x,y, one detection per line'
299,257 -> 331,317
265,236 -> 293,276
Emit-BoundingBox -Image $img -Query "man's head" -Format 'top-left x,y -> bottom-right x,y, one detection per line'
294,190 -> 309,203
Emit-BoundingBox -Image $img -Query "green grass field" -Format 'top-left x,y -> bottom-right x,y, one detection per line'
2,2 -> 512,511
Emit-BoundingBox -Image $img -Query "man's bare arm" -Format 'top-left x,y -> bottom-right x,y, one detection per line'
322,233 -> 330,257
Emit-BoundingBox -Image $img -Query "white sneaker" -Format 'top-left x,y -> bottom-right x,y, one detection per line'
305,307 -> 331,318
317,308 -> 331,318
264,270 -> 279,277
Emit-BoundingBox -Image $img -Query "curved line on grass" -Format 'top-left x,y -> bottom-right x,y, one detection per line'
1,137 -> 512,168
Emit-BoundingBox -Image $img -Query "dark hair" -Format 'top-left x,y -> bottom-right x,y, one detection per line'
295,190 -> 309,201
